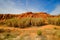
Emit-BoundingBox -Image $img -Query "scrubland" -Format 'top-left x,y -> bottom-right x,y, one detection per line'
0,17 -> 60,40
0,17 -> 60,28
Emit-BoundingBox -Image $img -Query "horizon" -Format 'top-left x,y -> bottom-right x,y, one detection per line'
0,0 -> 60,15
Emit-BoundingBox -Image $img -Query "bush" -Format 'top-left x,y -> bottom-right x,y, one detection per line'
17,17 -> 31,28
4,18 -> 31,28
5,18 -> 18,27
47,17 -> 60,25
37,30 -> 42,36
0,17 -> 46,28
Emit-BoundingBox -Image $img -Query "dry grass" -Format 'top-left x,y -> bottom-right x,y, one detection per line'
47,17 -> 60,25
0,25 -> 60,40
0,17 -> 46,28
0,17 -> 60,40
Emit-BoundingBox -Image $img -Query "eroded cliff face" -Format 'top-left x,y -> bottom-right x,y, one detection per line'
0,12 -> 60,20
18,12 -> 51,18
0,14 -> 18,20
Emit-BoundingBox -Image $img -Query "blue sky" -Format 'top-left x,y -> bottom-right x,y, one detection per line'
0,0 -> 60,15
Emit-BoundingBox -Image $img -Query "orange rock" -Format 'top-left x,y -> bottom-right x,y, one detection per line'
0,12 -> 60,20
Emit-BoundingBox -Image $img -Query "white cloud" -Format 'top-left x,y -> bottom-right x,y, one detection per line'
0,7 -> 26,14
0,0 -> 26,14
50,5 -> 60,15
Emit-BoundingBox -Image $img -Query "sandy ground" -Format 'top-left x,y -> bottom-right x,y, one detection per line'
0,25 -> 60,40
0,25 -> 60,30
0,25 -> 60,35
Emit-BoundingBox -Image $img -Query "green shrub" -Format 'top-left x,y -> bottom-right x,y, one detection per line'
37,30 -> 42,36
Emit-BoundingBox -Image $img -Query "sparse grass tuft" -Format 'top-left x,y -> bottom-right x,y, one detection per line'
37,30 -> 42,36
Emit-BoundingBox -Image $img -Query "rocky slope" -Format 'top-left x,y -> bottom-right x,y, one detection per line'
0,12 -> 60,20
18,12 -> 51,18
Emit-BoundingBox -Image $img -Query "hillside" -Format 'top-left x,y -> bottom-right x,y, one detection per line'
0,12 -> 60,20
18,12 -> 50,18
0,12 -> 60,40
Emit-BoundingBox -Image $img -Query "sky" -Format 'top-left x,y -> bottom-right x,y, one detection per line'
0,0 -> 60,15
